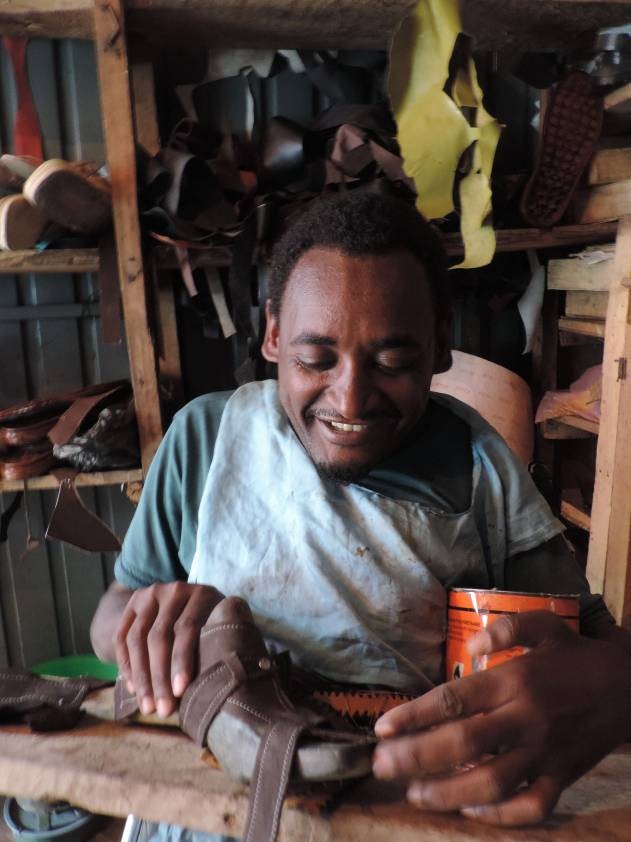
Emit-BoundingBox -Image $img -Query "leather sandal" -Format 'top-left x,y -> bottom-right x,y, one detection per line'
115,597 -> 375,842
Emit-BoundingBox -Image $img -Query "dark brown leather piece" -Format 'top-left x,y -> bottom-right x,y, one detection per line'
45,467 -> 121,552
520,70 -> 603,227
47,382 -> 130,447
0,668 -> 107,732
0,443 -> 55,480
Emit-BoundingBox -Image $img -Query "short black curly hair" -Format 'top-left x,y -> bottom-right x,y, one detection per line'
269,192 -> 451,322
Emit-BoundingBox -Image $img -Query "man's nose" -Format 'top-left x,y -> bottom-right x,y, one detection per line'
329,361 -> 371,420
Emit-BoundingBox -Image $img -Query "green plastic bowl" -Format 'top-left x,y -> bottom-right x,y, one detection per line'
32,654 -> 118,682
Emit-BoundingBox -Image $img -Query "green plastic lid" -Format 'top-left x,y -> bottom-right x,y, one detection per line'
31,654 -> 118,682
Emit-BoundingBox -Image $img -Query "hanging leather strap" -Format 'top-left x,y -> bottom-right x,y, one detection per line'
2,38 -> 44,161
45,467 -> 121,552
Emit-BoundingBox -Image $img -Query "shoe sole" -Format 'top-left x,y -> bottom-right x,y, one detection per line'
23,159 -> 111,235
520,71 -> 603,227
0,195 -> 49,250
207,707 -> 374,784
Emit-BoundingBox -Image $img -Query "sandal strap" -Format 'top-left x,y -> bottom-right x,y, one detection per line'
242,719 -> 304,842
179,651 -> 271,745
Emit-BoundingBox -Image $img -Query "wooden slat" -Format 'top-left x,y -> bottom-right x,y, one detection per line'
2,716 -> 631,841
3,1 -> 631,50
0,249 -> 99,274
587,216 -> 631,630
542,417 -> 599,439
130,56 -> 184,406
0,469 -> 143,494
93,0 -> 164,473
561,499 -> 591,532
442,223 -> 618,257
558,317 -> 606,339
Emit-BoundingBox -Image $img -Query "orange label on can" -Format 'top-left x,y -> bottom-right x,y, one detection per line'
446,588 -> 579,681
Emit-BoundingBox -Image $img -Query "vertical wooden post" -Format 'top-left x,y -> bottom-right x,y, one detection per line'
586,215 -> 631,630
130,50 -> 184,407
93,0 -> 163,472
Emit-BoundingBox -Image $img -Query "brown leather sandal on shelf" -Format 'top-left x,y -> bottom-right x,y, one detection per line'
116,597 -> 375,842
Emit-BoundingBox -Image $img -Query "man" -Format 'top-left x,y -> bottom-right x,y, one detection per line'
91,192 -> 631,831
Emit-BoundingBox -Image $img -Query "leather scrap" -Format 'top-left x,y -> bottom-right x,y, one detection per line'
0,668 -> 108,732
45,468 -> 121,552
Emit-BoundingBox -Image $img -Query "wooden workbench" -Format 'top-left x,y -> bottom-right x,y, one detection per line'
1,689 -> 631,841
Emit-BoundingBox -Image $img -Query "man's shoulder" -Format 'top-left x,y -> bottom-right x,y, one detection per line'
171,389 -> 235,432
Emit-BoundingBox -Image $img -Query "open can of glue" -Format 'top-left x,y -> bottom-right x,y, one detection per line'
446,588 -> 579,681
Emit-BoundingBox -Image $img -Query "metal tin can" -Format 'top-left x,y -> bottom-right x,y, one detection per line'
446,588 -> 580,681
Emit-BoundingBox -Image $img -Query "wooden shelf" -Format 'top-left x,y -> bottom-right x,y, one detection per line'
4,0 -> 631,50
442,222 -> 618,258
0,468 -> 143,493
558,317 -> 606,339
542,415 -> 600,439
561,498 -> 591,532
0,249 -> 99,275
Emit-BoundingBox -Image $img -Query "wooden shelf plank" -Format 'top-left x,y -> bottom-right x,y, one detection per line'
4,1 -> 631,51
0,249 -> 99,274
0,469 -> 143,494
558,317 -> 606,339
561,499 -> 591,532
542,416 -> 599,439
442,222 -> 618,258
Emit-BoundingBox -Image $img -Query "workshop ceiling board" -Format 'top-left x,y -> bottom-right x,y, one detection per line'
2,1 -> 631,49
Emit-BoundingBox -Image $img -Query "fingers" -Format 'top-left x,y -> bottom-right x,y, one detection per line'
467,611 -> 575,659
405,748 -> 536,812
373,708 -> 517,779
170,586 -> 221,696
113,583 -> 222,717
126,597 -> 160,714
375,670 -> 511,738
460,774 -> 563,826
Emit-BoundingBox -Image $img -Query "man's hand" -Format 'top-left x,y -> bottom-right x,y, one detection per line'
114,582 -> 223,718
372,611 -> 631,826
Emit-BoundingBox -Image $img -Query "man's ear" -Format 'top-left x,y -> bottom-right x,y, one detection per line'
433,313 -> 453,374
261,300 -> 280,363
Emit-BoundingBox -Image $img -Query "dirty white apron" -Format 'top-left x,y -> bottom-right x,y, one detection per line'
189,381 -> 553,692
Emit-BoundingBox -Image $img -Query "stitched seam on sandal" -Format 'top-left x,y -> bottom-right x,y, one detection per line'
180,662 -> 229,727
271,727 -> 300,840
245,722 -> 279,842
225,698 -> 271,723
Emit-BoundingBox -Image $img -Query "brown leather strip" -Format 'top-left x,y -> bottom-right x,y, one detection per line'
47,383 -> 129,446
243,719 -> 304,842
0,445 -> 55,480
44,468 -> 121,552
0,413 -> 59,447
179,653 -> 247,746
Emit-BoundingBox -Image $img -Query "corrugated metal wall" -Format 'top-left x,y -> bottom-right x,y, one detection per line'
0,39 -> 135,669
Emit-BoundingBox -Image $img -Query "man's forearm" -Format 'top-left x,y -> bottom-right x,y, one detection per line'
90,582 -> 134,663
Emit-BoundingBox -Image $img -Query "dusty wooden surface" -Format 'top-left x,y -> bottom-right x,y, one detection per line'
587,215 -> 631,630
94,0 -> 164,473
2,1 -> 631,50
1,688 -> 631,841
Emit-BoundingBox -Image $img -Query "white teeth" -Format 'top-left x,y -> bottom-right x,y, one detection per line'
330,421 -> 368,432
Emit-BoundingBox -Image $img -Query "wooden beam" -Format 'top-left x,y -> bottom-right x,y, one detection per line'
0,249 -> 99,274
93,0 -> 163,472
130,53 -> 184,407
3,1 -> 631,50
587,216 -> 631,630
2,712 -> 631,841
442,223 -> 618,258
0,469 -> 143,494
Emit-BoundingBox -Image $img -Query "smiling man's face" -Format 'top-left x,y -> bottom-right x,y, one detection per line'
262,246 -> 451,481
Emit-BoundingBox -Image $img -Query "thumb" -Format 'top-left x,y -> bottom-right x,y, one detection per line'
466,609 -> 576,658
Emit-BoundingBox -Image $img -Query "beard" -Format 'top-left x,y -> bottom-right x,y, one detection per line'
314,459 -> 374,485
